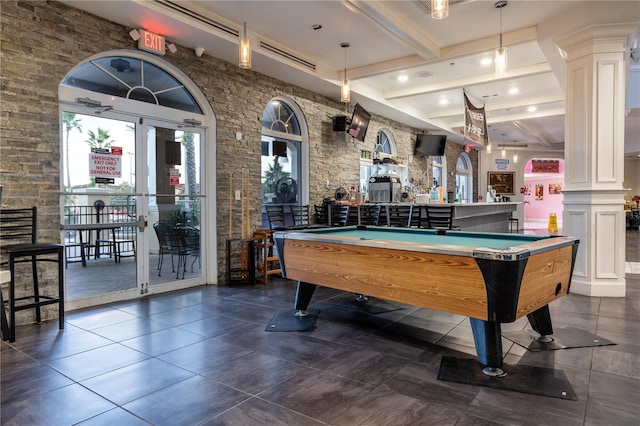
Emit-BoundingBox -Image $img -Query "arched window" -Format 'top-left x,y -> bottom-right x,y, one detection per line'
61,55 -> 203,113
455,153 -> 473,202
374,129 -> 396,157
260,98 -> 309,207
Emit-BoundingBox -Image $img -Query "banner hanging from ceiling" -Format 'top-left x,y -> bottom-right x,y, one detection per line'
463,92 -> 488,146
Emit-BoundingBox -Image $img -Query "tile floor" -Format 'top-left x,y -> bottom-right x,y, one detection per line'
1,231 -> 639,425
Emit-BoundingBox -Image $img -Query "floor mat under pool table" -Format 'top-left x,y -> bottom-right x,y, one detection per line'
437,356 -> 578,400
503,327 -> 616,351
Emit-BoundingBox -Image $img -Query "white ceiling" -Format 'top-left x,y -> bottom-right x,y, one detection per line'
62,0 -> 640,157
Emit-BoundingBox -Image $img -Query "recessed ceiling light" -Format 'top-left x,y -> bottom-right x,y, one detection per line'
508,87 -> 519,94
481,58 -> 492,66
527,106 -> 537,112
397,75 -> 408,82
439,99 -> 449,105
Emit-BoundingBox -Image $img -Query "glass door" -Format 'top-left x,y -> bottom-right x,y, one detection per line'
61,112 -> 205,304
61,112 -> 142,302
145,120 -> 203,292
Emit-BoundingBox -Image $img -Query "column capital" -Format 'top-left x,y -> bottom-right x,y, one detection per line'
556,23 -> 637,60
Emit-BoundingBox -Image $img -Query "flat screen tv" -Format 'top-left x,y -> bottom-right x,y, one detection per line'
347,103 -> 371,142
414,134 -> 447,157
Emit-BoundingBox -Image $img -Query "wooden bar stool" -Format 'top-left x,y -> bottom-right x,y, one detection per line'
252,228 -> 281,284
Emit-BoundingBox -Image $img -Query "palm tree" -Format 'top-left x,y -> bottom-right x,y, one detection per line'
63,112 -> 82,190
85,128 -> 115,149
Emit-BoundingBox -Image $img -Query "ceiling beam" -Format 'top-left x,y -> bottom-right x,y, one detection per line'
384,63 -> 552,100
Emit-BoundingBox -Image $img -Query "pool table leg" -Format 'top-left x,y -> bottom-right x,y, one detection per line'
527,304 -> 554,342
469,318 -> 506,377
294,281 -> 317,317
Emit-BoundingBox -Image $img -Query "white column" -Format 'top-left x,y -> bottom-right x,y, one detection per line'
556,24 -> 635,297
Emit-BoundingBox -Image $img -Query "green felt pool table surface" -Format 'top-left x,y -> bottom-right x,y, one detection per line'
289,226 -> 551,251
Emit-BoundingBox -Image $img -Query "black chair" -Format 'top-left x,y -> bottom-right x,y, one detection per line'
153,220 -> 176,276
346,206 -> 360,226
508,212 -> 519,233
179,224 -> 201,275
424,205 -> 461,230
359,204 -> 381,226
330,205 -> 350,227
314,204 -> 329,226
386,204 -> 414,227
265,205 -> 287,230
290,205 -> 311,227
0,207 -> 64,342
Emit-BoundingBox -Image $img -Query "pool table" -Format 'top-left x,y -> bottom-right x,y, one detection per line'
274,226 -> 579,376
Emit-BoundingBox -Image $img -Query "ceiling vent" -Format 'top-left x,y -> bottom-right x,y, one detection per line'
259,40 -> 317,72
154,0 -> 239,38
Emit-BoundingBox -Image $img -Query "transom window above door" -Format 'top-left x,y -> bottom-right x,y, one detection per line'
61,56 -> 202,113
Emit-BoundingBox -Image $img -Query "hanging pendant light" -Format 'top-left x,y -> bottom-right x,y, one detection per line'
494,1 -> 508,76
239,21 -> 251,69
340,42 -> 350,103
431,0 -> 449,20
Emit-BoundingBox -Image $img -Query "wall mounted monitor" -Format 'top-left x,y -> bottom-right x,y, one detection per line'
347,103 -> 371,142
414,134 -> 447,157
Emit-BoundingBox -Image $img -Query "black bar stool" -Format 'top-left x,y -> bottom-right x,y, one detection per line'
508,212 -> 519,233
0,207 -> 64,342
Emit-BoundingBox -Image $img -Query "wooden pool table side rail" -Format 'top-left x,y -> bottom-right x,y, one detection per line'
281,237 -> 578,323
283,239 -> 490,320
515,244 -> 574,319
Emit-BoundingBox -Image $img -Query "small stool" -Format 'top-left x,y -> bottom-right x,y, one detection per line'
1,242 -> 65,342
252,228 -> 282,284
508,213 -> 519,233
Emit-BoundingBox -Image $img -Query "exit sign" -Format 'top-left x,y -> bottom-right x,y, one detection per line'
138,29 -> 165,55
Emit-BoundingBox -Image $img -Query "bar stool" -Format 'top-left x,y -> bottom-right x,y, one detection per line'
0,207 -> 64,342
252,228 -> 281,284
508,213 -> 519,233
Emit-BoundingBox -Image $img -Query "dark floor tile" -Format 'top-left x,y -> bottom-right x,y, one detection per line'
76,407 -> 152,425
80,358 -> 194,405
259,369 -> 376,423
47,342 -> 150,381
597,313 -> 640,336
113,297 -> 187,317
384,361 -> 480,409
549,293 -> 601,316
598,296 -> 640,321
0,361 -> 74,404
592,342 -> 640,379
318,347 -> 411,386
122,375 -> 250,426
65,308 -> 140,330
307,317 -> 373,345
0,343 -> 41,374
177,313 -> 253,338
382,316 -> 455,344
203,396 -> 324,426
332,383 -> 464,426
147,303 -> 216,327
466,387 -> 586,426
157,337 -> 253,375
203,352 -> 309,395
89,316 -> 171,341
584,401 -> 639,426
10,328 -> 114,362
120,326 -> 207,356
0,383 -> 115,425
588,370 -> 640,415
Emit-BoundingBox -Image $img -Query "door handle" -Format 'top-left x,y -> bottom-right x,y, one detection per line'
136,215 -> 147,232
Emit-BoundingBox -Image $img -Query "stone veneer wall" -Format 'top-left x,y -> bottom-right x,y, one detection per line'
0,1 -> 478,322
